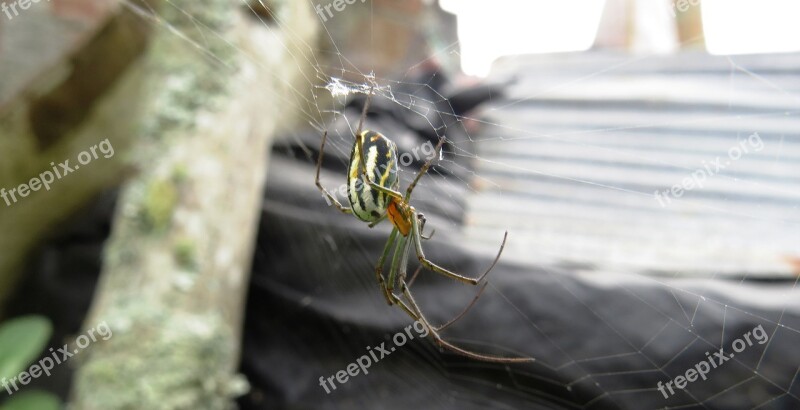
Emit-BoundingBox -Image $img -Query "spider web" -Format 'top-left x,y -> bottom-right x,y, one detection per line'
115,1 -> 800,409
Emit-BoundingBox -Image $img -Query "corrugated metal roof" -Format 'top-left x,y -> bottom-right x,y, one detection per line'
466,52 -> 800,277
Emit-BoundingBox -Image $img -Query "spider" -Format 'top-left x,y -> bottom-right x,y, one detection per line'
315,82 -> 532,363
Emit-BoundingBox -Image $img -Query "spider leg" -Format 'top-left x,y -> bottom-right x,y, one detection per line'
406,265 -> 424,288
434,281 -> 488,332
383,226 -> 528,362
410,211 -> 507,285
396,280 -> 533,363
405,264 -> 486,332
353,79 -> 375,142
375,228 -> 399,305
417,214 -> 435,240
315,130 -> 352,214
386,234 -> 412,299
405,137 -> 446,202
364,180 -> 404,201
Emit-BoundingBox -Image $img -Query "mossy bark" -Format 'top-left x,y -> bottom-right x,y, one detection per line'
66,1 -> 317,409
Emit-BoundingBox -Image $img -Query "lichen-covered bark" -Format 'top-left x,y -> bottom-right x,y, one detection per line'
67,0 -> 317,409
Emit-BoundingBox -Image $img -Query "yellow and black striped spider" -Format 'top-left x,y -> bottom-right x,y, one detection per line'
315,84 -> 532,363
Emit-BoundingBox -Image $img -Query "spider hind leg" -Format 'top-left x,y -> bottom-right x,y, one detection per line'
391,279 -> 533,363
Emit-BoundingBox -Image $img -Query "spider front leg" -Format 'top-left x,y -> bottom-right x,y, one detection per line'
405,136 -> 446,202
410,209 -> 507,285
315,130 -> 352,214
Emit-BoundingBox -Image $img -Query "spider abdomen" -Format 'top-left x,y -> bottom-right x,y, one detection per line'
347,130 -> 399,223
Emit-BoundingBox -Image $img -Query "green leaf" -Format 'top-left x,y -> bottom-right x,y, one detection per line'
0,316 -> 52,380
0,391 -> 60,410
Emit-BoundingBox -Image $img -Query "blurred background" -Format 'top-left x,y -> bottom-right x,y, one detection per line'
0,0 -> 799,409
